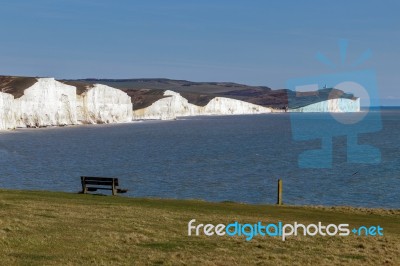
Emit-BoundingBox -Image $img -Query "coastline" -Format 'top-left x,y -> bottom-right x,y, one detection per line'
0,77 -> 360,130
0,110 -> 365,133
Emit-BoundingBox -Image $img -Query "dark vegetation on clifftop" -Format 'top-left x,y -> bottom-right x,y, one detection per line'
0,76 -> 37,98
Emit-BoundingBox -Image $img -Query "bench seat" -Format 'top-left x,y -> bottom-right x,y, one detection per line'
81,176 -> 128,195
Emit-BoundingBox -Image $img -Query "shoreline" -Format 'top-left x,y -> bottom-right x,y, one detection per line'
0,110 -> 370,133
1,188 -> 399,212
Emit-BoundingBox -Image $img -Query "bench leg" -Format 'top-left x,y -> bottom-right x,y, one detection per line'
81,177 -> 87,194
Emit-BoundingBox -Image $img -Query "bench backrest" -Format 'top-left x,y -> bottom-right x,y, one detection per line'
81,176 -> 119,187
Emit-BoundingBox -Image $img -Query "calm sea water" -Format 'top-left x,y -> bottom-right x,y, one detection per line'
0,108 -> 399,208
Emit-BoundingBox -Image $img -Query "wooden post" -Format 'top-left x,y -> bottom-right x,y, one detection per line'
277,179 -> 282,205
112,179 -> 116,196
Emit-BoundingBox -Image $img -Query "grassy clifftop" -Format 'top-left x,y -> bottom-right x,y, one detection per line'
0,189 -> 398,265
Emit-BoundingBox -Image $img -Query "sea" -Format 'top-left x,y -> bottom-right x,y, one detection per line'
0,107 -> 399,209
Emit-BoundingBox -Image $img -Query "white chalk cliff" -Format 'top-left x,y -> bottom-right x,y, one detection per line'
0,92 -> 15,130
0,78 -> 132,130
289,98 -> 360,112
132,90 -> 272,120
203,97 -> 272,115
77,84 -> 132,124
0,78 -> 361,130
133,90 -> 199,120
13,78 -> 77,128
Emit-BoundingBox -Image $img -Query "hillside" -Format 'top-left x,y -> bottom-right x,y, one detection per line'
64,78 -> 358,110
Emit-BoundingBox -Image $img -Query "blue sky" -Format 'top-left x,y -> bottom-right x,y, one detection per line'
0,0 -> 399,104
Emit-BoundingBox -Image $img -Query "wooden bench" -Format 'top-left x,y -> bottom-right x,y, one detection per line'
80,176 -> 128,195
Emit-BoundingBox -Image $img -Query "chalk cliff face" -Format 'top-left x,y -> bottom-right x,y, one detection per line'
133,90 -> 200,120
133,90 -> 272,120
77,84 -> 133,124
289,98 -> 360,112
203,97 -> 272,115
0,92 -> 15,130
0,79 -> 132,130
13,78 -> 77,128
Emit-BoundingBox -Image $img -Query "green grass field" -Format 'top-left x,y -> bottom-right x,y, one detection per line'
0,189 -> 398,265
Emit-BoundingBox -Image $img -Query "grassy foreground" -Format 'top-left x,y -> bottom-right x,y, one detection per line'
0,190 -> 399,265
